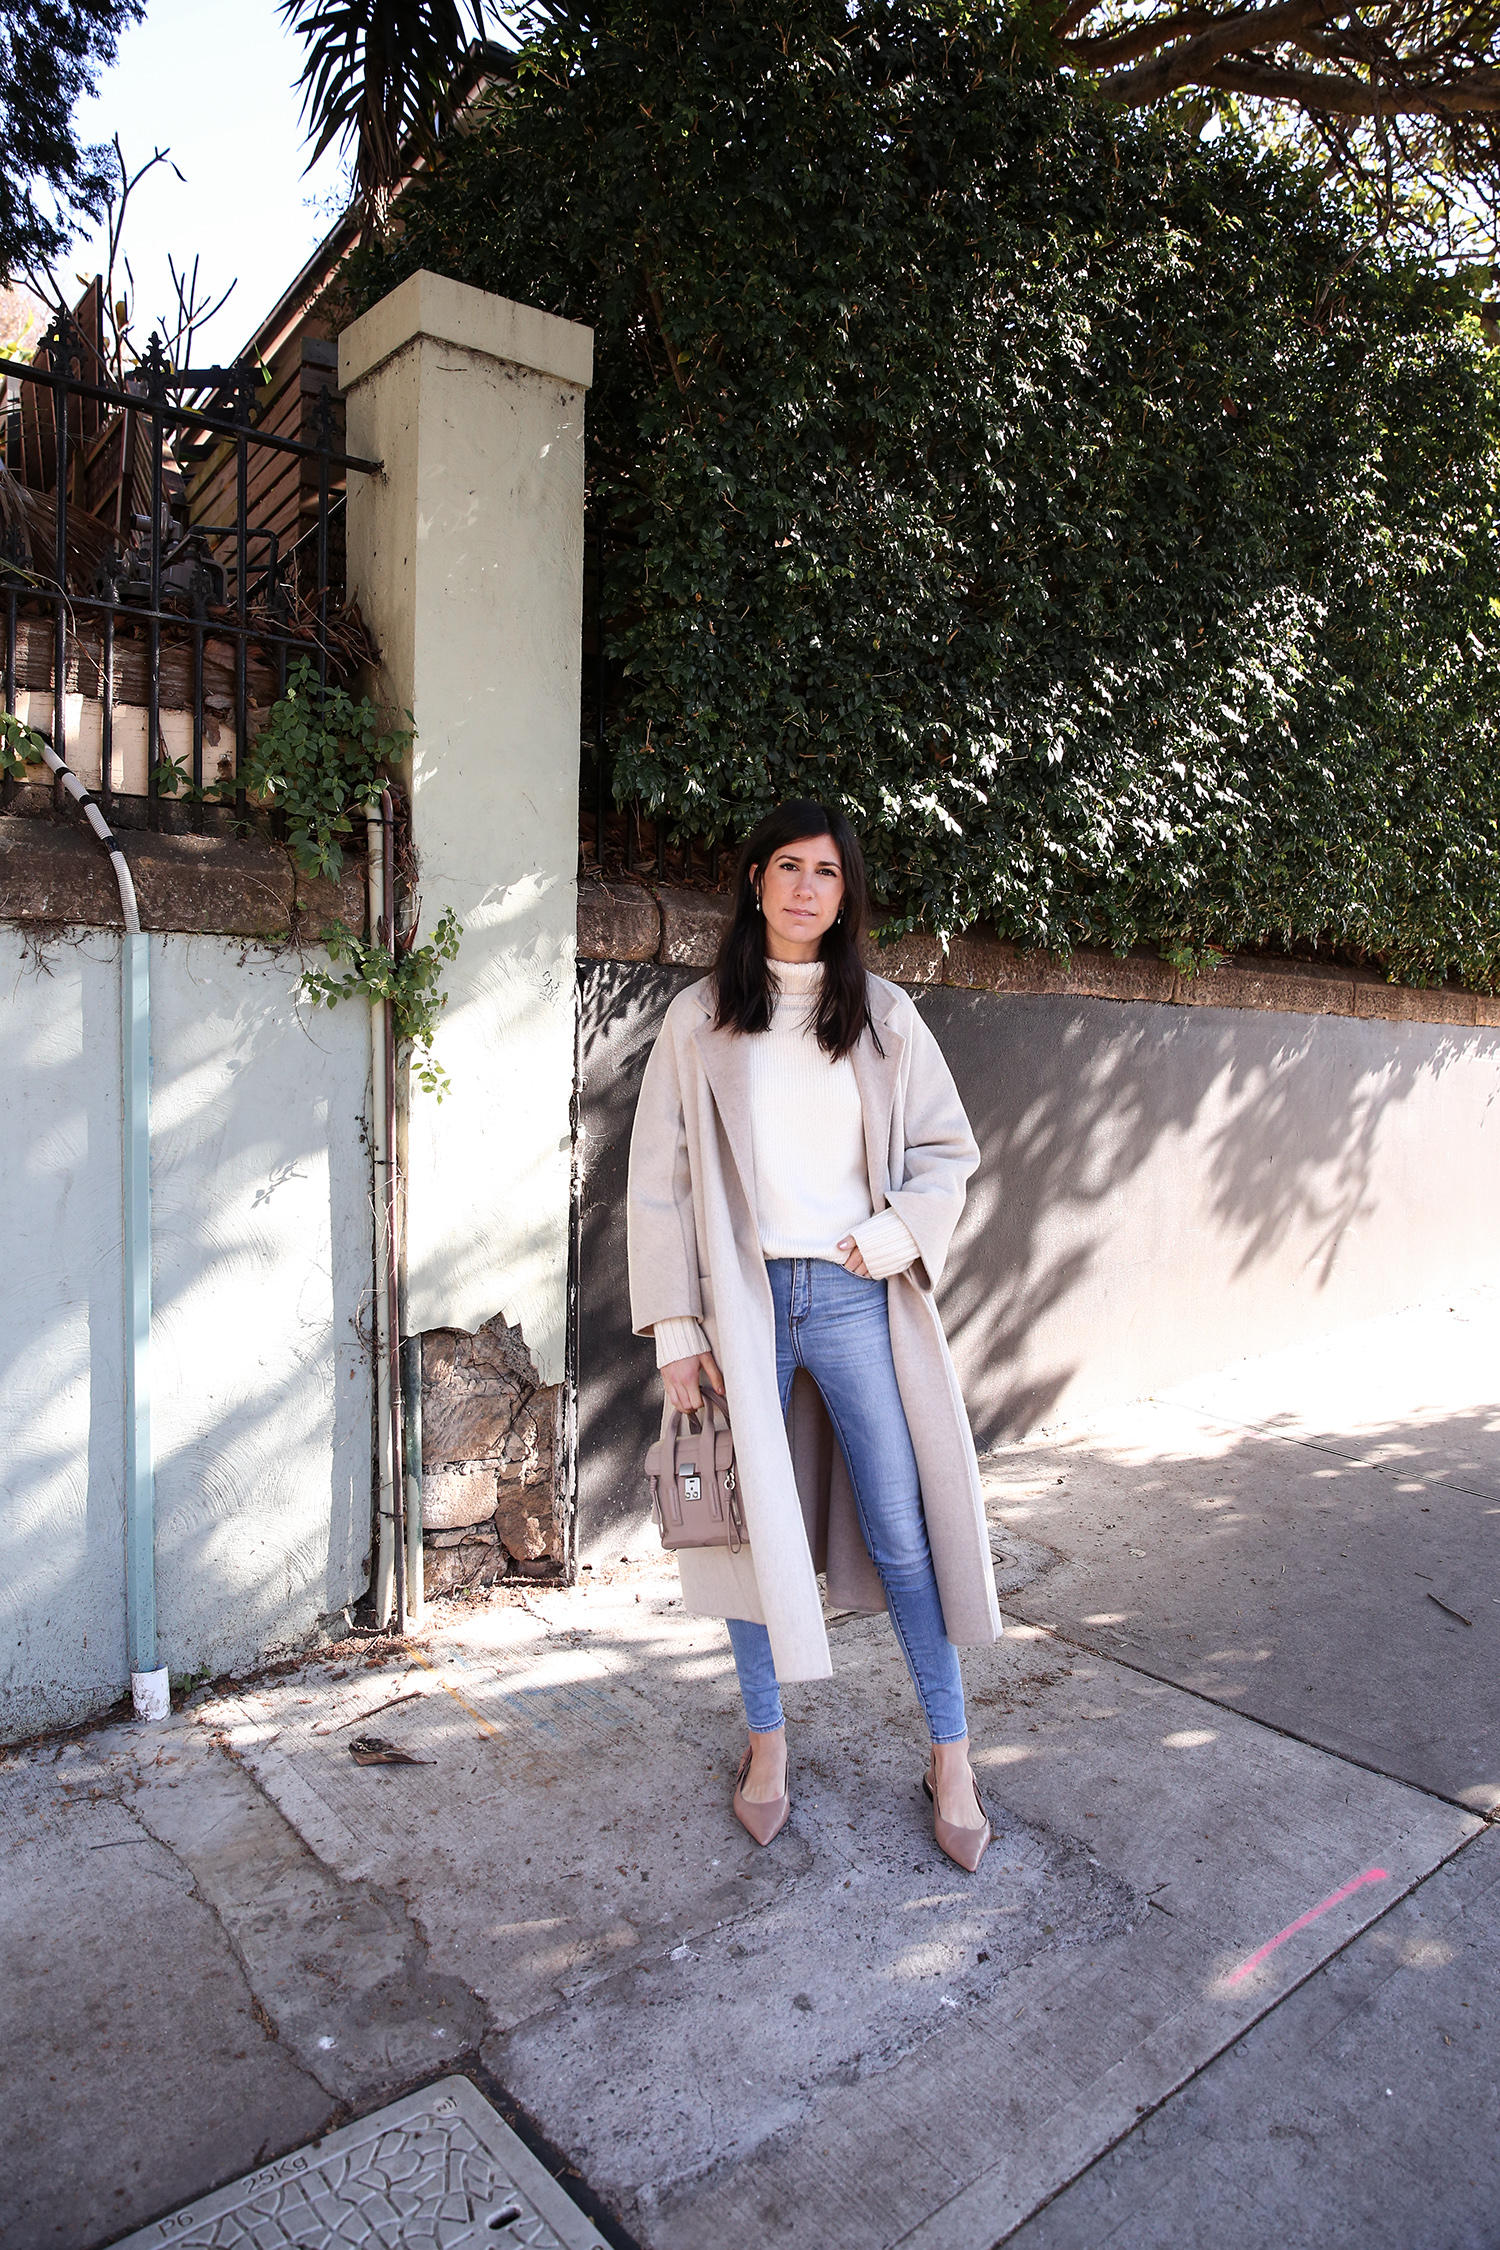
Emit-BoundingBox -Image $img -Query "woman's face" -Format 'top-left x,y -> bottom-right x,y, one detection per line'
751,832 -> 846,961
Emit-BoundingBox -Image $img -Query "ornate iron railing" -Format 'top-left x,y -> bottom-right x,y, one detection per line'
0,307 -> 380,828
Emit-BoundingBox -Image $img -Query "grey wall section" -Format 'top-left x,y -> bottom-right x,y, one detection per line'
1,930 -> 374,1739
576,960 -> 1500,1556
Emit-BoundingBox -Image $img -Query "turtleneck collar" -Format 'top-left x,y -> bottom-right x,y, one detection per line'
770,957 -> 825,993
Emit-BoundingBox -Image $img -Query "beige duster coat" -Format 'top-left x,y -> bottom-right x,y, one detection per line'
626,971 -> 1002,1683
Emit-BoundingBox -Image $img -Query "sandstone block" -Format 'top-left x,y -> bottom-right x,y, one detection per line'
1173,960 -> 1355,1017
577,879 -> 661,961
658,888 -> 732,967
943,930 -> 1036,992
422,1318 -> 539,1465
1067,951 -> 1178,1007
1353,979 -> 1477,1026
494,1487 -> 560,1564
0,815 -> 363,936
424,1535 -> 507,1597
421,1462 -> 501,1529
864,931 -> 943,986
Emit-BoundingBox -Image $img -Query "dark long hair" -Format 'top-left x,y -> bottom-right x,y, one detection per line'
713,800 -> 877,1060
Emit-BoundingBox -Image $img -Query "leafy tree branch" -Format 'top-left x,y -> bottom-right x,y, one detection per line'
0,0 -> 145,280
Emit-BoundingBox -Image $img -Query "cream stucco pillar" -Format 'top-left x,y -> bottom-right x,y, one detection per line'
340,271 -> 593,1382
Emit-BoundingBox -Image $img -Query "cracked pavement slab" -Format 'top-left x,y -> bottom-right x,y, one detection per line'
1006,1821 -> 1500,2250
0,1732 -> 334,2248
191,1561 -> 1474,2247
128,1727 -> 488,2100
7,1290 -> 1500,2248
1,1716 -> 486,2249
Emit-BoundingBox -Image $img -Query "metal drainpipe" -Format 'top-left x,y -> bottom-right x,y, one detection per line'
395,1026 -> 423,1628
379,789 -> 409,1634
400,1332 -> 424,1629
366,794 -> 411,1634
367,804 -> 397,1628
36,740 -> 169,1723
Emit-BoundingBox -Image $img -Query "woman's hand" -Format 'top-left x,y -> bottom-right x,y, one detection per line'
662,1350 -> 727,1415
837,1235 -> 873,1279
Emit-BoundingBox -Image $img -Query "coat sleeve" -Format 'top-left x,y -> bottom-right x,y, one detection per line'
883,1004 -> 979,1291
627,1011 -> 704,1339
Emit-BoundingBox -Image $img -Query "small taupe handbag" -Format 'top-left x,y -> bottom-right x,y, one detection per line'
645,1386 -> 745,1553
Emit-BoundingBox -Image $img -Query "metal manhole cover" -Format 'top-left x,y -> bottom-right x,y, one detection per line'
112,2075 -> 610,2248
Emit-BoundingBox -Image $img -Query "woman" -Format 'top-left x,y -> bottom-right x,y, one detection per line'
627,800 -> 1001,1872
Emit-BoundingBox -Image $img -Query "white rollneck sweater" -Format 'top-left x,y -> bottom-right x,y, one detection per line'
653,959 -> 921,1367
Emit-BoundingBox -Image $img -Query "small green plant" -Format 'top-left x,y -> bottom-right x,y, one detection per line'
153,749 -> 195,799
1158,940 -> 1228,980
242,660 -> 413,879
0,710 -> 46,780
302,907 -> 463,1099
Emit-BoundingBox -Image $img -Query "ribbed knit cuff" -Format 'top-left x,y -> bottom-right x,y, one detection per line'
653,1316 -> 711,1369
850,1208 -> 922,1280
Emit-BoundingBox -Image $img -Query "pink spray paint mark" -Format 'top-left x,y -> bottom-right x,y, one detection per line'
1224,1867 -> 1390,1987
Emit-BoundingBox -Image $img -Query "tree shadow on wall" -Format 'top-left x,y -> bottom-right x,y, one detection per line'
576,964 -> 1499,1541
913,991 -> 1493,1450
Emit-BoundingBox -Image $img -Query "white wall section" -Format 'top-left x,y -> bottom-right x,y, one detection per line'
340,272 -> 594,1382
0,930 -> 373,1738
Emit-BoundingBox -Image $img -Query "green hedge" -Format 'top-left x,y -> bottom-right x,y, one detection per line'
351,1 -> 1500,987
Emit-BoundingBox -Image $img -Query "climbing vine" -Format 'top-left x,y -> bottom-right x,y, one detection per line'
350,0 -> 1500,990
241,664 -> 464,1095
241,660 -> 413,879
302,908 -> 463,1100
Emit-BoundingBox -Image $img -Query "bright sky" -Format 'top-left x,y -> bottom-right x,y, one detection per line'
63,0 -> 350,368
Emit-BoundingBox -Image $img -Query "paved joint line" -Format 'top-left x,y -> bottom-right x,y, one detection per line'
1008,1610 -> 1495,1823
1154,1395 -> 1500,1506
958,1823 -> 1487,2250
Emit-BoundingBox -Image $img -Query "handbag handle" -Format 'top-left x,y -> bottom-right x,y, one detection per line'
657,1382 -> 731,1447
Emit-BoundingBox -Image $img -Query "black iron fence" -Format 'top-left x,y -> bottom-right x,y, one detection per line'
0,308 -> 379,826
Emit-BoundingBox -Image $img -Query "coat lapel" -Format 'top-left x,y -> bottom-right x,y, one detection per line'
691,1011 -> 759,1216
849,997 -> 905,1207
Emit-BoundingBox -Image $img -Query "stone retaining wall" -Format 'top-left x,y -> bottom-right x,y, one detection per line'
0,810 -> 363,937
577,875 -> 1499,1027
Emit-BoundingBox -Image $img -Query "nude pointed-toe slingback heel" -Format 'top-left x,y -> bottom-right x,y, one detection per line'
923,1757 -> 992,1874
733,1747 -> 791,1846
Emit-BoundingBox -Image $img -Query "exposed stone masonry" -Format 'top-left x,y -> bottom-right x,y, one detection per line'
420,1315 -> 564,1595
0,807 -> 364,936
577,875 -> 1500,1029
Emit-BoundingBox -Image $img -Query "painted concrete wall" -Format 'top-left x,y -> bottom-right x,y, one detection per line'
340,273 -> 593,1383
1,929 -> 373,1739
576,961 -> 1500,1555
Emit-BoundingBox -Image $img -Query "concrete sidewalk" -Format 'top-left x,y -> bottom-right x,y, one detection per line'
6,1289 -> 1498,2248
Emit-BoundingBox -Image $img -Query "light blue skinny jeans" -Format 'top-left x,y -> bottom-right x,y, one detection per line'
726,1256 -> 968,1745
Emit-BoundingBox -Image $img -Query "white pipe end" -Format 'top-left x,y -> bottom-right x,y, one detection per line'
131,1666 -> 171,1723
